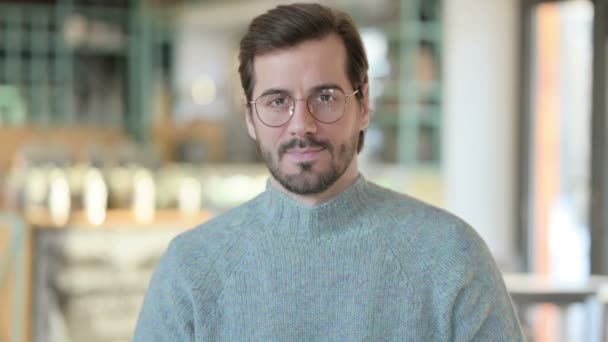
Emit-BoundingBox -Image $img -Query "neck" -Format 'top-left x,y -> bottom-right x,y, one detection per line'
269,158 -> 360,206
263,168 -> 370,240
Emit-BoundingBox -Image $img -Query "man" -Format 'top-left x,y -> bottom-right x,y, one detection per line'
134,3 -> 525,341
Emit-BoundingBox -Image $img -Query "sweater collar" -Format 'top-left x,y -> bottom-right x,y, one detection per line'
262,174 -> 371,239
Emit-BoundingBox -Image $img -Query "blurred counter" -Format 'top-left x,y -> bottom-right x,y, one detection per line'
2,208 -> 215,342
30,219 -> 196,342
504,273 -> 608,342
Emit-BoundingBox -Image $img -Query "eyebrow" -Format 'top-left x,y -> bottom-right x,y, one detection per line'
259,88 -> 289,97
309,83 -> 345,94
257,83 -> 346,98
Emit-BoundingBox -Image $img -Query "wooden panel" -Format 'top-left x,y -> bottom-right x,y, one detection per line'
0,220 -> 33,342
0,221 -> 31,342
0,225 -> 11,342
0,127 -> 128,170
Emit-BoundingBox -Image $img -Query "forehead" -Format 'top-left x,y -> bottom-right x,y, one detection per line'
252,34 -> 349,97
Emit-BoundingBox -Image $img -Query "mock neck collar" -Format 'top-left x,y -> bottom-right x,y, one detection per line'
262,174 -> 372,239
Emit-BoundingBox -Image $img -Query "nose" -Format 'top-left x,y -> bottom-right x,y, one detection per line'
287,99 -> 317,136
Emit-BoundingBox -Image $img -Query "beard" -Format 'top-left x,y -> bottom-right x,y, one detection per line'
257,131 -> 359,195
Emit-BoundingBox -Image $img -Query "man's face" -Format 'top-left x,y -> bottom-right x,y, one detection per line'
246,33 -> 369,195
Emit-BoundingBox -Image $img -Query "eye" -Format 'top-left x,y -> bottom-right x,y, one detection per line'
319,94 -> 334,103
271,98 -> 286,106
314,92 -> 337,104
262,94 -> 290,107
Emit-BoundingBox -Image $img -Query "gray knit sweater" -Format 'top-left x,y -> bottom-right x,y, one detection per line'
134,176 -> 524,341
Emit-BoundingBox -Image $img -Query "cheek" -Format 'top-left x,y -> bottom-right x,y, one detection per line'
256,127 -> 283,149
327,122 -> 354,142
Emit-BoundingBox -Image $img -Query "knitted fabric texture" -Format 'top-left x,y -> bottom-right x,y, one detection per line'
134,176 -> 525,341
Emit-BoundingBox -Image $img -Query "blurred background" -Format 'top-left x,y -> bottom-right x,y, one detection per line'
0,0 -> 607,341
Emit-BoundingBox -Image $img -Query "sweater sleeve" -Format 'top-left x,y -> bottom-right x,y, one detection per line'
133,239 -> 195,341
450,229 -> 526,342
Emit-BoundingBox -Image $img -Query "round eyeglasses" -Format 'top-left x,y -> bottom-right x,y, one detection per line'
249,88 -> 359,127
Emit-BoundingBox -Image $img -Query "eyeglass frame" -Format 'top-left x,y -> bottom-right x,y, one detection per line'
248,88 -> 360,127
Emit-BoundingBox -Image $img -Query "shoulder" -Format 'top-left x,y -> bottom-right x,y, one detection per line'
174,192 -> 264,249
365,181 -> 491,273
366,180 -> 471,235
162,192 -> 266,280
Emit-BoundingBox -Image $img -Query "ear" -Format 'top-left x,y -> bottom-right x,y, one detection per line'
358,83 -> 371,131
244,99 -> 257,140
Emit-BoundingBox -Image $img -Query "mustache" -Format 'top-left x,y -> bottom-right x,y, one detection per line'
278,137 -> 331,157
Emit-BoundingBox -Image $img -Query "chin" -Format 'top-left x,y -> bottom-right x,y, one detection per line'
274,163 -> 342,195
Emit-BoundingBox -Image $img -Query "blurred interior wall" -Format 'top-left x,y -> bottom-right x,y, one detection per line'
442,0 -> 519,268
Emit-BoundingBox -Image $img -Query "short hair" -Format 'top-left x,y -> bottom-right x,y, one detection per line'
238,3 -> 369,153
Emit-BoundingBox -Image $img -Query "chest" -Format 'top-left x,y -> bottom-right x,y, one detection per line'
205,243 -> 434,340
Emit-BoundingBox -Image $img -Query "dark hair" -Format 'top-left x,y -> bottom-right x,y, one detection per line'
238,3 -> 369,153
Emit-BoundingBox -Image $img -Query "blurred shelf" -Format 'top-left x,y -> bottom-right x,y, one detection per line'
25,208 -> 214,230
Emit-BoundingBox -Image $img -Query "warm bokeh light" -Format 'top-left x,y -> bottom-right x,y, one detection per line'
48,169 -> 71,226
133,169 -> 156,224
191,75 -> 217,106
84,169 -> 108,226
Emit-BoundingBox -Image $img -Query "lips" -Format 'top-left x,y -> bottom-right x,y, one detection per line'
283,147 -> 326,162
286,147 -> 325,153
278,137 -> 330,162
